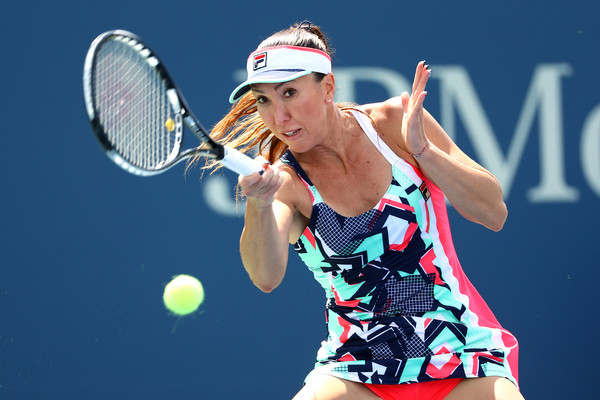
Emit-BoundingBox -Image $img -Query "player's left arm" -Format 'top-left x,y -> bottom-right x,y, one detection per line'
371,62 -> 507,231
415,109 -> 508,231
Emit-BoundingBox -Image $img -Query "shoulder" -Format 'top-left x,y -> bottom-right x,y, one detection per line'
272,160 -> 312,243
360,96 -> 405,126
359,97 -> 455,157
356,97 -> 412,159
273,159 -> 302,196
273,160 -> 313,219
358,97 -> 405,142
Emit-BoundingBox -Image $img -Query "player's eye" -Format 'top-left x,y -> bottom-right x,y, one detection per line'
283,89 -> 296,98
255,95 -> 269,105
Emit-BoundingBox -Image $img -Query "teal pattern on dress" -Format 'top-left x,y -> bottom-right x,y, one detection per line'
279,110 -> 519,386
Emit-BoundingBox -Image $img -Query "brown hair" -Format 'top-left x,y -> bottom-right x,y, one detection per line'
190,22 -> 352,172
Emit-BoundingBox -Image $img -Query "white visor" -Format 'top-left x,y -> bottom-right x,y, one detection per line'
229,45 -> 332,103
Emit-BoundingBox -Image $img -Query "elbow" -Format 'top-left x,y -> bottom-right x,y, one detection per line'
455,200 -> 508,232
248,268 -> 285,293
254,280 -> 279,293
486,202 -> 508,232
488,220 -> 505,233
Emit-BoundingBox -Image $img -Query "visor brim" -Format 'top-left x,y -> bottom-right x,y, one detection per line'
229,69 -> 313,103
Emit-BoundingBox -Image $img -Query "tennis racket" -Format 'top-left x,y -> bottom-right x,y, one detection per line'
83,29 -> 261,177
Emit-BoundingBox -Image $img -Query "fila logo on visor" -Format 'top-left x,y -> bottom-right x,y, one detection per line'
253,52 -> 267,71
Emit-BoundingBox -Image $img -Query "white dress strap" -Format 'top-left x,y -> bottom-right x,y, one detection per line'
350,109 -> 425,186
351,110 -> 401,165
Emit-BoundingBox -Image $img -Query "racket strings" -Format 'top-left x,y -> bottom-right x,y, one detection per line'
94,39 -> 178,170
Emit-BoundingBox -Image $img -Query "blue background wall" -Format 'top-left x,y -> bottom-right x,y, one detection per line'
1,1 -> 598,398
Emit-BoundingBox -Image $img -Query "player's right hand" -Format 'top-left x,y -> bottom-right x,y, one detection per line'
238,156 -> 284,209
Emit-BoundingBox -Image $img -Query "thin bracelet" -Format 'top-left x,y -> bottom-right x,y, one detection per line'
411,141 -> 430,159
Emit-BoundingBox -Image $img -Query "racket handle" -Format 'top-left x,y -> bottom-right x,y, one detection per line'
220,146 -> 263,176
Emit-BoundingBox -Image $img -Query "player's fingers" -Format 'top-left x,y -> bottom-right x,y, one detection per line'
262,173 -> 284,199
412,60 -> 425,93
416,65 -> 430,94
416,91 -> 428,108
238,169 -> 263,188
242,166 -> 281,199
238,156 -> 270,185
400,91 -> 410,112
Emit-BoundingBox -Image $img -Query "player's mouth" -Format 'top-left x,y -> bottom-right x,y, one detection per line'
283,129 -> 301,137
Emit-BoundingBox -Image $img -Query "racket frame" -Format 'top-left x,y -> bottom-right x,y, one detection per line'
83,30 -> 256,176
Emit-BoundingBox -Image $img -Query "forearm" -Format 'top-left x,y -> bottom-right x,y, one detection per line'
240,201 -> 289,293
415,143 -> 508,231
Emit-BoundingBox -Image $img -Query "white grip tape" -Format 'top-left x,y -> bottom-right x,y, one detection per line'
220,146 -> 263,176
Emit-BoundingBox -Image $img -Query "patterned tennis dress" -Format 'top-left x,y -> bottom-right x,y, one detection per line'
280,110 -> 519,387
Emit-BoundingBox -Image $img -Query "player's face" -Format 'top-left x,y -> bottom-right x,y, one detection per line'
252,74 -> 332,152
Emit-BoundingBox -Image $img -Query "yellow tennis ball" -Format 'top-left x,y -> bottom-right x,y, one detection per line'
165,118 -> 175,132
163,274 -> 204,316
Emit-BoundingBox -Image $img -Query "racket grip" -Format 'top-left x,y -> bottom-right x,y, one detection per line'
220,146 -> 263,176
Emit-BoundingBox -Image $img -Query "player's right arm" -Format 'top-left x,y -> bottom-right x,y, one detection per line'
238,160 -> 302,293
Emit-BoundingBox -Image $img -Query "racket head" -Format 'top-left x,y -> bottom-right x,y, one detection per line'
83,30 -> 187,176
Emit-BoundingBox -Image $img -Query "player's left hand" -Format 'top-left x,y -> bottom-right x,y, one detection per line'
401,61 -> 431,158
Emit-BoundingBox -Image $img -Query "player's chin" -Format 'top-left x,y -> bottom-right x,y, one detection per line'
283,142 -> 312,155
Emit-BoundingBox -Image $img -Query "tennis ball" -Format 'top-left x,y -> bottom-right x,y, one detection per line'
163,274 -> 204,315
165,118 -> 175,132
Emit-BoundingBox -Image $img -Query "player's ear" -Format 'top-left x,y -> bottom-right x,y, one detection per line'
322,73 -> 335,103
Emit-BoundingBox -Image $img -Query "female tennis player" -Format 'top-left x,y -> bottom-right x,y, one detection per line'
212,22 -> 524,400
